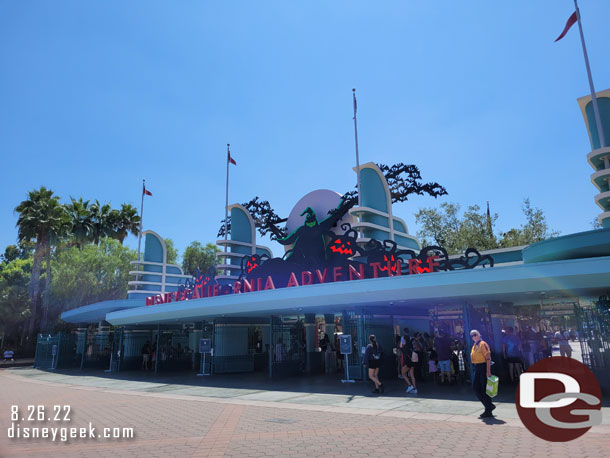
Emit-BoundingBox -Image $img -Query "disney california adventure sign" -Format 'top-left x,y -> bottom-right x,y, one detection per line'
145,217 -> 494,306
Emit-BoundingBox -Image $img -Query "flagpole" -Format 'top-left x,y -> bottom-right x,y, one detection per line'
136,179 -> 145,288
137,179 -> 145,261
224,144 -> 230,253
352,89 -> 362,206
574,0 -> 606,148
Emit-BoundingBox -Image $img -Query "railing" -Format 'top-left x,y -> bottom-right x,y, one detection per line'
128,259 -> 191,296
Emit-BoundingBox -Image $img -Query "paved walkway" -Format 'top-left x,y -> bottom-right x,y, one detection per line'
1,368 -> 609,457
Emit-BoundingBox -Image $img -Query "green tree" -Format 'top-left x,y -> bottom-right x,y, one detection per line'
0,257 -> 32,346
89,200 -> 113,245
182,242 -> 218,276
416,203 -> 498,254
65,197 -> 93,248
49,238 -> 136,321
414,202 -> 461,251
1,245 -> 21,263
109,204 -> 141,244
591,217 -> 602,230
164,238 -> 178,264
416,198 -> 557,255
14,187 -> 70,340
498,199 -> 559,247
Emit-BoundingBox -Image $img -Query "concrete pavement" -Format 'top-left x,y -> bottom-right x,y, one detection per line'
1,367 -> 609,457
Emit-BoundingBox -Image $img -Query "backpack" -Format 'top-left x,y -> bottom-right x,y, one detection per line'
372,344 -> 383,360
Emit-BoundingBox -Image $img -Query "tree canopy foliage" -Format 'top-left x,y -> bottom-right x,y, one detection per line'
49,238 -> 135,315
181,242 -> 218,276
163,238 -> 178,264
9,186 -> 142,346
415,198 -> 559,255
0,255 -> 32,344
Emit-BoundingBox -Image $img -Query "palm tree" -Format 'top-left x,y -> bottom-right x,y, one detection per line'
112,204 -> 141,244
65,197 -> 93,248
14,187 -> 69,340
89,200 -> 113,245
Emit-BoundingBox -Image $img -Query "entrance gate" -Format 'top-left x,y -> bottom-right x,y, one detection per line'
271,319 -> 305,377
341,313 -> 395,381
341,312 -> 363,380
575,297 -> 610,393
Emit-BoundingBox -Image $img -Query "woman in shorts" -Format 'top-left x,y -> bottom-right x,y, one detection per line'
400,336 -> 417,394
363,334 -> 384,394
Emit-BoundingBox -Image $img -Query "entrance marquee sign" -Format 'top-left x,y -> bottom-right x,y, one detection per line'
146,217 -> 494,306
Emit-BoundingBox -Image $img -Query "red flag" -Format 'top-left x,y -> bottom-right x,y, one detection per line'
143,186 -> 152,197
228,151 -> 236,165
555,11 -> 577,42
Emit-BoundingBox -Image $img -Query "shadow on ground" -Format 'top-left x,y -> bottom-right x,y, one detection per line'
12,366 -> 523,404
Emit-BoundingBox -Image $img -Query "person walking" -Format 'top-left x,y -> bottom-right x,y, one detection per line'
141,340 -> 151,370
435,330 -> 452,384
411,332 -> 424,381
363,334 -> 384,394
400,336 -> 417,394
502,327 -> 523,383
469,329 -> 495,418
555,330 -> 573,358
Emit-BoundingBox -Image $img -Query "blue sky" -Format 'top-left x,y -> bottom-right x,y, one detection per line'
1,1 -> 609,260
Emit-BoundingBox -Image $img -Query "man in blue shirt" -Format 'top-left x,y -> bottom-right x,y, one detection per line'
435,330 -> 452,384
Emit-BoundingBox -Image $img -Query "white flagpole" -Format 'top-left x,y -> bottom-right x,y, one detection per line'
137,179 -> 145,261
136,179 -> 145,288
224,144 -> 230,253
352,89 -> 362,206
575,0 -> 606,148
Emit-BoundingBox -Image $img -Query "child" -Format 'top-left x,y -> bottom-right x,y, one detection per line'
428,349 -> 438,382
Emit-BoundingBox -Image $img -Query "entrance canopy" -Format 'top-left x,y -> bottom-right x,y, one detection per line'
104,255 -> 610,326
61,298 -> 145,324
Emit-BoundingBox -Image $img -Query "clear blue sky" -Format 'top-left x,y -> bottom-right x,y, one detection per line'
1,1 -> 609,260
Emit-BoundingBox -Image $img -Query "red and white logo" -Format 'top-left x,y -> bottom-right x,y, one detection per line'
516,357 -> 602,442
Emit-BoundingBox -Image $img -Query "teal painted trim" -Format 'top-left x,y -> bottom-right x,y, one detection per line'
484,248 -> 523,264
603,217 -> 610,229
143,233 -> 164,263
231,245 -> 251,255
361,212 -> 388,228
230,207 -> 253,244
166,266 -> 182,274
588,149 -> 610,172
361,227 -> 390,240
522,228 -> 610,263
585,97 -> 610,150
140,283 -> 161,292
393,219 -> 407,232
143,264 -> 162,273
394,235 -> 419,249
360,168 -> 389,212
592,173 -> 610,192
61,299 -> 146,324
256,247 -> 273,257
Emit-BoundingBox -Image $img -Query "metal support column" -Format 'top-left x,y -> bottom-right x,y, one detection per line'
268,316 -> 274,378
80,328 -> 87,370
154,324 -> 160,374
304,313 -> 316,374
